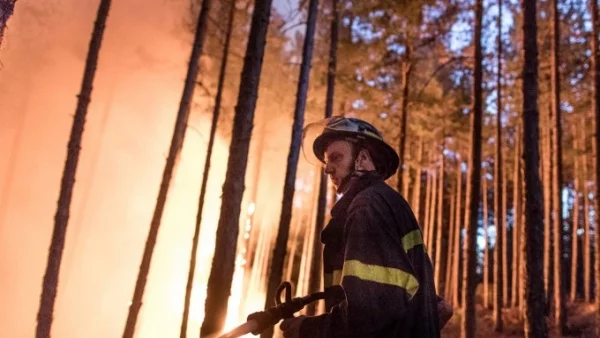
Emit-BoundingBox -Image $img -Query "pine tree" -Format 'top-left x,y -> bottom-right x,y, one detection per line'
36,1 -> 111,337
200,0 -> 274,334
461,0 -> 483,336
521,0 -> 548,334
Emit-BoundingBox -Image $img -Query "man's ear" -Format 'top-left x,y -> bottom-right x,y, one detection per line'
358,148 -> 372,163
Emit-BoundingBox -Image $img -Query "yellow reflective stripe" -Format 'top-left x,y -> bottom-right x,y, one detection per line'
342,260 -> 419,298
333,270 -> 343,285
402,230 -> 424,252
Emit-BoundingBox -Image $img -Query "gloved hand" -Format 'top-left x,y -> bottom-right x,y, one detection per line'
280,315 -> 306,338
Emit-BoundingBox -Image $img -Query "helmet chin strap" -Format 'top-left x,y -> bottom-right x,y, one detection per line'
336,156 -> 368,194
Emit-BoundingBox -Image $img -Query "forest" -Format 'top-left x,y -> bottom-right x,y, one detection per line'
0,0 -> 599,337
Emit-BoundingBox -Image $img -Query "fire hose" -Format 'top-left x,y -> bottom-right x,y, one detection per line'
215,281 -> 331,338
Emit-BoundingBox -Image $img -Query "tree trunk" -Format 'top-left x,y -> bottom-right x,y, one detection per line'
446,175 -> 457,301
582,117 -> 591,303
570,124 -> 581,302
35,2 -> 111,337
592,0 -> 600,332
264,0 -> 320,327
122,0 -> 211,336
550,0 -> 566,331
397,46 -> 412,194
434,151 -> 446,294
511,124 -> 522,308
412,137 -> 424,222
521,0 -> 548,334
180,1 -> 235,337
453,159 -> 463,307
423,170 -> 433,248
461,1 -> 483,336
200,0 -> 273,334
502,162 -> 509,307
427,169 -> 438,259
543,87 -> 554,315
0,0 -> 16,48
493,4 -> 504,327
483,173 -> 490,310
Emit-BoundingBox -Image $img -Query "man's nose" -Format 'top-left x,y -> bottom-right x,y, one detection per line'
324,162 -> 333,174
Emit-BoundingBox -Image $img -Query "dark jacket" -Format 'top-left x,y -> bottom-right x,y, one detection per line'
300,171 -> 440,337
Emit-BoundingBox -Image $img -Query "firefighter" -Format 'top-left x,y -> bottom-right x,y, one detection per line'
280,116 -> 452,338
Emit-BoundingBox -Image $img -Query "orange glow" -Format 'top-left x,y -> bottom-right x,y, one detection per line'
0,1 -> 318,338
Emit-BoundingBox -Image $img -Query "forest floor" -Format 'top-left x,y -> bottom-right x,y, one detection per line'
442,301 -> 598,337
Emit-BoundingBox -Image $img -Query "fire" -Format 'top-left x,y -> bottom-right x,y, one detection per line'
0,1 -> 316,338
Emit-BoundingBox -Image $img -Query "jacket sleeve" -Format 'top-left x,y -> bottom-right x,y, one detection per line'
300,200 -> 421,337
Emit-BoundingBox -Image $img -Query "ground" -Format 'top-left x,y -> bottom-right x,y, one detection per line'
442,302 -> 598,337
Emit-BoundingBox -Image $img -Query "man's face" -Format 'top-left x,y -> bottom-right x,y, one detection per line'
324,140 -> 355,188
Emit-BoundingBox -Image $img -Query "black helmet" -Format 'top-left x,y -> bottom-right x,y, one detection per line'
301,116 -> 399,179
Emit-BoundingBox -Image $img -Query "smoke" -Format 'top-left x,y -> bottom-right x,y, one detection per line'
0,0 -> 236,337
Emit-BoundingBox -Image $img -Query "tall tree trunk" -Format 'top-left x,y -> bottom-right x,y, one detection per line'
446,175 -> 457,301
453,159 -> 463,307
397,46 -> 412,193
180,1 -> 235,337
502,162 -> 509,306
481,173 -> 495,309
483,173 -> 490,310
461,1 -> 483,336
122,0 -> 211,336
423,170 -> 433,247
0,0 -> 16,48
264,0 -> 320,329
434,151 -> 446,293
35,1 -> 111,337
412,137 -> 424,222
570,124 -> 581,302
511,124 -> 522,308
582,117 -> 591,302
427,169 -> 438,258
592,0 -> 600,332
543,85 -> 554,311
551,0 -> 566,331
494,1 -> 504,327
521,0 -> 548,334
305,0 -> 338,316
200,0 -> 273,334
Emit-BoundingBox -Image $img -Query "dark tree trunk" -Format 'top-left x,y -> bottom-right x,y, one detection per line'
180,1 -> 235,337
461,1 -> 483,336
122,1 -> 211,336
550,0 -> 566,331
35,2 -> 111,337
200,0 -> 273,334
0,0 -> 16,48
305,0 -> 338,317
494,1 -> 504,328
264,0 -> 320,329
521,0 -> 548,335
592,0 -> 600,332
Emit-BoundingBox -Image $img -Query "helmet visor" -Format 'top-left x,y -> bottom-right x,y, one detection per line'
301,118 -> 331,167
